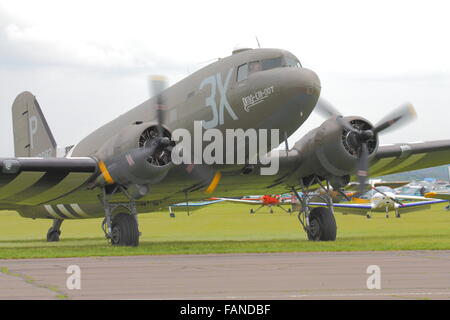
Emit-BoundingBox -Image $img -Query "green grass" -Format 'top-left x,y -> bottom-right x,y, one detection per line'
1,203 -> 450,259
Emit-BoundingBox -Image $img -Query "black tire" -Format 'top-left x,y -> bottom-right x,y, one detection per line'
46,228 -> 60,242
250,209 -> 254,214
307,207 -> 337,241
111,213 -> 139,246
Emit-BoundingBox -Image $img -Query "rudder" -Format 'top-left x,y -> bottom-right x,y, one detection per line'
12,91 -> 57,157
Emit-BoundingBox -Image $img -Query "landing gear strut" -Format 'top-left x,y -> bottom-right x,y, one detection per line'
47,219 -> 63,242
100,186 -> 140,246
291,177 -> 337,241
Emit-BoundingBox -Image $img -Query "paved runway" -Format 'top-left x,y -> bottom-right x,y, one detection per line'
1,250 -> 450,299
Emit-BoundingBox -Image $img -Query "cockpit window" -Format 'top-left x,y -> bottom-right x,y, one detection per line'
261,57 -> 283,70
237,63 -> 248,82
285,56 -> 302,68
248,57 -> 282,75
248,61 -> 262,74
238,55 -> 300,80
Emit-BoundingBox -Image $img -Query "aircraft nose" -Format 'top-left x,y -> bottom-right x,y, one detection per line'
281,67 -> 321,98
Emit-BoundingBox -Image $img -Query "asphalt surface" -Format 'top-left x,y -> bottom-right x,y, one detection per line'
1,250 -> 450,300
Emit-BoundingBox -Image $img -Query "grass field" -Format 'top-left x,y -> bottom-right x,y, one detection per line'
1,202 -> 450,259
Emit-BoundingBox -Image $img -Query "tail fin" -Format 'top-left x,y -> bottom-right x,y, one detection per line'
12,92 -> 57,157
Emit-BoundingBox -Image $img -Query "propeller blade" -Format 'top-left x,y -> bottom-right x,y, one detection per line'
149,75 -> 168,138
357,142 -> 369,193
372,102 -> 417,135
315,98 -> 359,133
315,97 -> 342,118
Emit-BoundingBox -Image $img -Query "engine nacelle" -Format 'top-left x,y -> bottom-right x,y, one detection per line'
292,116 -> 378,186
95,122 -> 173,187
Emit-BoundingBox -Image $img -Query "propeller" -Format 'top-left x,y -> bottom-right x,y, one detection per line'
316,98 -> 417,192
148,75 -> 221,194
149,75 -> 168,140
146,75 -> 175,165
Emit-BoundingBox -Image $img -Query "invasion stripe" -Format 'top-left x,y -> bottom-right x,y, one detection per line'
56,204 -> 78,219
70,204 -> 90,218
44,205 -> 64,219
64,204 -> 84,219
0,173 -> 20,188
0,172 -> 46,200
31,172 -> 94,206
376,153 -> 427,176
52,205 -> 72,219
370,157 -> 398,176
2,172 -> 69,203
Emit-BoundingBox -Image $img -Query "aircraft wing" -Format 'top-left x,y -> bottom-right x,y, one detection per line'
425,192 -> 450,201
395,194 -> 434,201
343,181 -> 410,191
394,199 -> 448,214
0,157 -> 98,206
169,199 -> 225,211
210,197 -> 263,205
311,199 -> 446,216
397,199 -> 447,208
370,140 -> 450,177
374,181 -> 410,188
310,202 -> 372,216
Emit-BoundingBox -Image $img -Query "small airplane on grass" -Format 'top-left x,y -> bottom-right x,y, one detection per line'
211,195 -> 293,214
311,186 -> 447,218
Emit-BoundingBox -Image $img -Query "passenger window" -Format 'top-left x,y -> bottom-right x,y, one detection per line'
237,64 -> 248,82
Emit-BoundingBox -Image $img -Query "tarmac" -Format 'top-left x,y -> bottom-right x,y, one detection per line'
1,250 -> 450,300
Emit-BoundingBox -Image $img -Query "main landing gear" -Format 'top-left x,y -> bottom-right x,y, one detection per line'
100,186 -> 140,246
291,177 -> 337,241
47,219 -> 63,242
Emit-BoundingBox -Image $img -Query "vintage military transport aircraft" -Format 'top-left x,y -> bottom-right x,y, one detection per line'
2,47 -> 450,246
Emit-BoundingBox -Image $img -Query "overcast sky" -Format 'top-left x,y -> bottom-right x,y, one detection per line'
0,0 -> 449,156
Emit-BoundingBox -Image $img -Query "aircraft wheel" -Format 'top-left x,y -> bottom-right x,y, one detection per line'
395,212 -> 401,218
288,208 -> 292,213
250,209 -> 254,214
366,214 -> 371,219
46,228 -> 61,242
270,208 -> 274,214
111,213 -> 139,246
307,207 -> 337,241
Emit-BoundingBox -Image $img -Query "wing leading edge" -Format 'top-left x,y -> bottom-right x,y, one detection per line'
0,157 -> 98,206
371,140 -> 450,177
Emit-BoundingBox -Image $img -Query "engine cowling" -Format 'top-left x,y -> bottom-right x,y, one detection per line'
292,116 -> 378,186
95,122 -> 173,188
